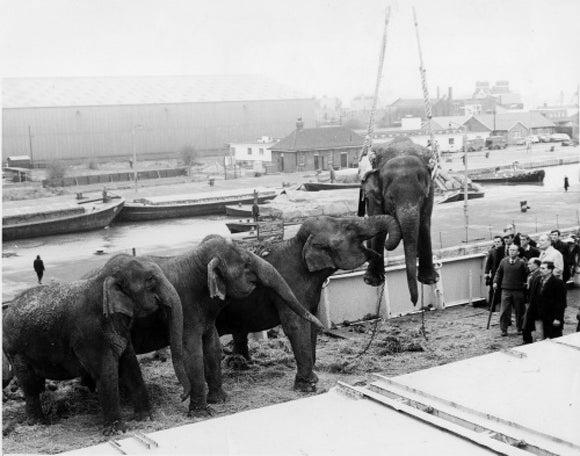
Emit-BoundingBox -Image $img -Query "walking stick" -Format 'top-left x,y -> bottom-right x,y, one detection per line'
486,288 -> 496,330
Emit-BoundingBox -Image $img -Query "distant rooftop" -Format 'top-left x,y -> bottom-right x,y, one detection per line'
2,75 -> 310,109
271,126 -> 364,152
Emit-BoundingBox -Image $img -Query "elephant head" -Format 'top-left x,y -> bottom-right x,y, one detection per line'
296,215 -> 401,272
360,137 -> 438,305
99,255 -> 190,398
199,235 -> 325,329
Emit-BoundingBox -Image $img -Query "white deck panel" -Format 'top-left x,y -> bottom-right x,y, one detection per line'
66,388 -> 496,455
377,332 -> 580,453
64,333 -> 580,456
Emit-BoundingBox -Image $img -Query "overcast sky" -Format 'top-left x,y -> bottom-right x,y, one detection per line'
1,0 -> 579,107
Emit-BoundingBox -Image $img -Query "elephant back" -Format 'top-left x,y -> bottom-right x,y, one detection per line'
372,136 -> 431,169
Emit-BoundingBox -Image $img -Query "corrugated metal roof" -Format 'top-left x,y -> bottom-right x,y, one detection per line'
1,75 -> 310,108
270,126 -> 364,152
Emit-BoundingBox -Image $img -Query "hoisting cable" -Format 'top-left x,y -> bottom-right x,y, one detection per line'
412,6 -> 440,181
358,7 -> 391,166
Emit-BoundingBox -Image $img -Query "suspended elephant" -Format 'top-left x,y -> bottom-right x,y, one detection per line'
360,136 -> 439,305
217,215 -> 401,392
2,255 -> 189,435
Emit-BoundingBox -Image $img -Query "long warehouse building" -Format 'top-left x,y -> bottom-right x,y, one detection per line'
1,75 -> 316,163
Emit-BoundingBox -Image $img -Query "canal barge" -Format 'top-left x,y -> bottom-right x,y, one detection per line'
2,197 -> 125,241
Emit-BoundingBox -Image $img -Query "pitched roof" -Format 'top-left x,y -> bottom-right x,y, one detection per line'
2,75 -> 309,109
270,126 -> 364,152
475,112 -> 555,131
430,115 -> 472,130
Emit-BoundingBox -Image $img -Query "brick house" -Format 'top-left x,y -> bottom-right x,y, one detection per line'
268,120 -> 363,172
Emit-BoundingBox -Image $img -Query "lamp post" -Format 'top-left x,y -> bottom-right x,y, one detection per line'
132,125 -> 143,192
450,121 -> 469,243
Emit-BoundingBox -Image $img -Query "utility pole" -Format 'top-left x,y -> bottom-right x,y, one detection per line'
132,125 -> 143,193
28,126 -> 34,166
463,128 -> 469,243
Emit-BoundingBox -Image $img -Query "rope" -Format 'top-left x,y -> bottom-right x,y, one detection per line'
349,282 -> 385,361
359,7 -> 391,163
412,7 -> 440,180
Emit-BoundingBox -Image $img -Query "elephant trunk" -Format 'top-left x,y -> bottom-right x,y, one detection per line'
397,205 -> 420,306
248,252 -> 326,330
356,215 -> 402,250
158,280 -> 191,400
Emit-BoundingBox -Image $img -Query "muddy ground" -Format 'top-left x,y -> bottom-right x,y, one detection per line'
3,296 -> 579,454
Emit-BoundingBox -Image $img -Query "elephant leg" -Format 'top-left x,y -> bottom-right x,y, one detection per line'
118,345 -> 152,421
232,332 -> 251,360
12,355 -> 47,425
96,347 -> 126,435
364,232 -> 386,287
204,328 -> 227,404
279,310 -> 317,392
79,368 -> 96,393
183,334 -> 210,415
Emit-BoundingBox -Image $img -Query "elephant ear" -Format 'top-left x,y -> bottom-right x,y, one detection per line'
303,235 -> 335,272
362,169 -> 383,207
207,257 -> 226,300
102,276 -> 134,318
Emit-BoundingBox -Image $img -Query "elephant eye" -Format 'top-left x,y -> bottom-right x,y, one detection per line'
145,276 -> 155,289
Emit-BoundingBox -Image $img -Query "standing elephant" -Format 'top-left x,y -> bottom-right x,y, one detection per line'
127,235 -> 325,414
216,215 -> 401,392
361,136 -> 439,305
2,255 -> 189,435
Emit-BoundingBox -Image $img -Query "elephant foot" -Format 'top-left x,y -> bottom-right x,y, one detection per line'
26,414 -> 49,426
130,408 -> 152,422
207,388 -> 227,404
225,354 -> 252,370
188,404 -> 213,418
363,268 -> 385,287
102,420 -> 126,436
418,269 -> 439,285
293,373 -> 319,393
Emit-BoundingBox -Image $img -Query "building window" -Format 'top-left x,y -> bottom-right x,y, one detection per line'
247,148 -> 252,155
298,153 -> 305,166
449,138 -> 455,145
259,148 -> 264,156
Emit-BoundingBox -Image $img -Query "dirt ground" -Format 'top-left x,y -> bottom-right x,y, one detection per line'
3,294 -> 579,454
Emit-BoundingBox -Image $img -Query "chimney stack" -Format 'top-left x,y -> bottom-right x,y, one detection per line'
296,117 -> 304,130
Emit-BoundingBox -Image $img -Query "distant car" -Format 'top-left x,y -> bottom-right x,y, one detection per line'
485,136 -> 508,150
514,138 -> 526,146
550,133 -> 571,142
538,135 -> 551,143
527,135 -> 539,143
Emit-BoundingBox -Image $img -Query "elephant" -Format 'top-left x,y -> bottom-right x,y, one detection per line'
216,214 -> 402,392
2,255 -> 189,435
360,136 -> 439,305
123,235 -> 326,414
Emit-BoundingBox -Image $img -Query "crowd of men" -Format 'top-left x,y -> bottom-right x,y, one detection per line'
484,225 -> 576,343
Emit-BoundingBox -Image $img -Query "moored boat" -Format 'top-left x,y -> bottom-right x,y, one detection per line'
469,168 -> 545,184
118,188 -> 278,222
301,181 -> 361,191
225,220 -> 257,233
2,197 -> 125,241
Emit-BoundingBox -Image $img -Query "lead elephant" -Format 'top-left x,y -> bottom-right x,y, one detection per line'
2,255 -> 189,435
361,136 -> 439,305
125,235 -> 325,413
216,214 -> 401,392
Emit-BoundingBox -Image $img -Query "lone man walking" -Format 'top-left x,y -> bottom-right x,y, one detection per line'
33,255 -> 45,284
564,176 -> 569,192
